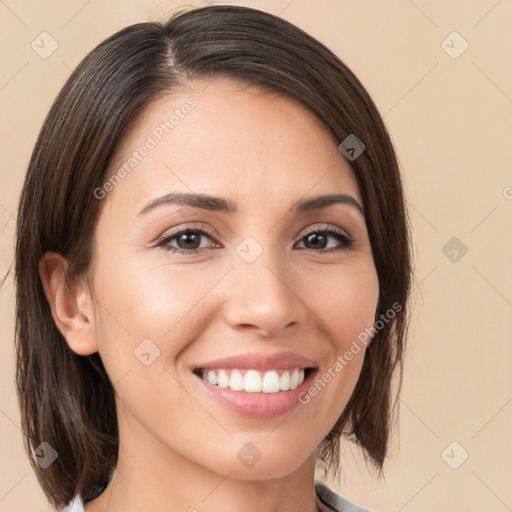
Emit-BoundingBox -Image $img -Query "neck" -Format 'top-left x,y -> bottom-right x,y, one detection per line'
85,405 -> 321,512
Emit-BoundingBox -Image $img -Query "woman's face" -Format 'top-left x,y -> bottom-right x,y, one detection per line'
84,78 -> 379,479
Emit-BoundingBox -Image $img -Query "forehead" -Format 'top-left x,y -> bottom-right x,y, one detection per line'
101,78 -> 362,219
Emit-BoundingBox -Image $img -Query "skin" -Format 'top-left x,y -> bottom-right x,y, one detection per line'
39,78 -> 379,512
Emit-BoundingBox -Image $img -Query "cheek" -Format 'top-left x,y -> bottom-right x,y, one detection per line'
90,253 -> 230,381
306,260 -> 380,351
94,253 -> 221,335
297,262 -> 378,418
89,257 -> 214,425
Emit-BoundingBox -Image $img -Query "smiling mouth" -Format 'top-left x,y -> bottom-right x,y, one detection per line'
192,367 -> 316,394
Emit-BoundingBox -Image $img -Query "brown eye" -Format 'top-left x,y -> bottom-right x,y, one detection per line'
296,228 -> 354,252
157,224 -> 218,255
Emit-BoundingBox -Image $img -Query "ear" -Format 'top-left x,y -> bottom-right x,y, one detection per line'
38,251 -> 98,356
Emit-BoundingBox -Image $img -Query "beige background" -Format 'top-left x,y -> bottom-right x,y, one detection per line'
1,0 -> 511,511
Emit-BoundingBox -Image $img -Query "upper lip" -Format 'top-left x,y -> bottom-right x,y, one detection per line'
193,351 -> 318,371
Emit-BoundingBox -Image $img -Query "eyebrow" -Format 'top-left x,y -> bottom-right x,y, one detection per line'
138,191 -> 365,217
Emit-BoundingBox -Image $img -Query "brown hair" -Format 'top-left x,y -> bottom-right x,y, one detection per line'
14,4 -> 412,508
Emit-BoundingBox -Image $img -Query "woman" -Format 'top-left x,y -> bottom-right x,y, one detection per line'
14,5 -> 412,512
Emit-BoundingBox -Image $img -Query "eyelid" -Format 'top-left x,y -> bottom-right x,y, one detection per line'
298,223 -> 352,240
155,221 -> 356,255
156,222 -> 352,244
154,222 -> 216,245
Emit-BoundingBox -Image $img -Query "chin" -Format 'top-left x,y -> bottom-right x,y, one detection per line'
207,443 -> 315,480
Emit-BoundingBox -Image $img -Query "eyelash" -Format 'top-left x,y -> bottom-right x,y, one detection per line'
155,223 -> 355,256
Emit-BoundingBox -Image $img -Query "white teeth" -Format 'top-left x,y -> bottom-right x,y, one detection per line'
262,370 -> 280,393
217,369 -> 229,388
229,370 -> 244,391
290,369 -> 299,389
280,371 -> 290,390
244,369 -> 262,392
199,368 -> 307,393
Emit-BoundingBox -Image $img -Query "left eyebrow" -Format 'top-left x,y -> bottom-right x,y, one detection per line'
138,192 -> 365,217
294,193 -> 365,216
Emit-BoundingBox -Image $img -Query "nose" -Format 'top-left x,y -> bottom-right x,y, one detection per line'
221,244 -> 306,338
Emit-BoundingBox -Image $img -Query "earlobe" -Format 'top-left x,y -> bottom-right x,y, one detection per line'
38,251 -> 99,356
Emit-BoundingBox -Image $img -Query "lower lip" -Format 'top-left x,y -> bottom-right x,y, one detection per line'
193,369 -> 317,418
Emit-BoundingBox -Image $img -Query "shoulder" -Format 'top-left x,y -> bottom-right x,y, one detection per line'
60,495 -> 85,512
61,478 -> 109,511
315,482 -> 373,512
